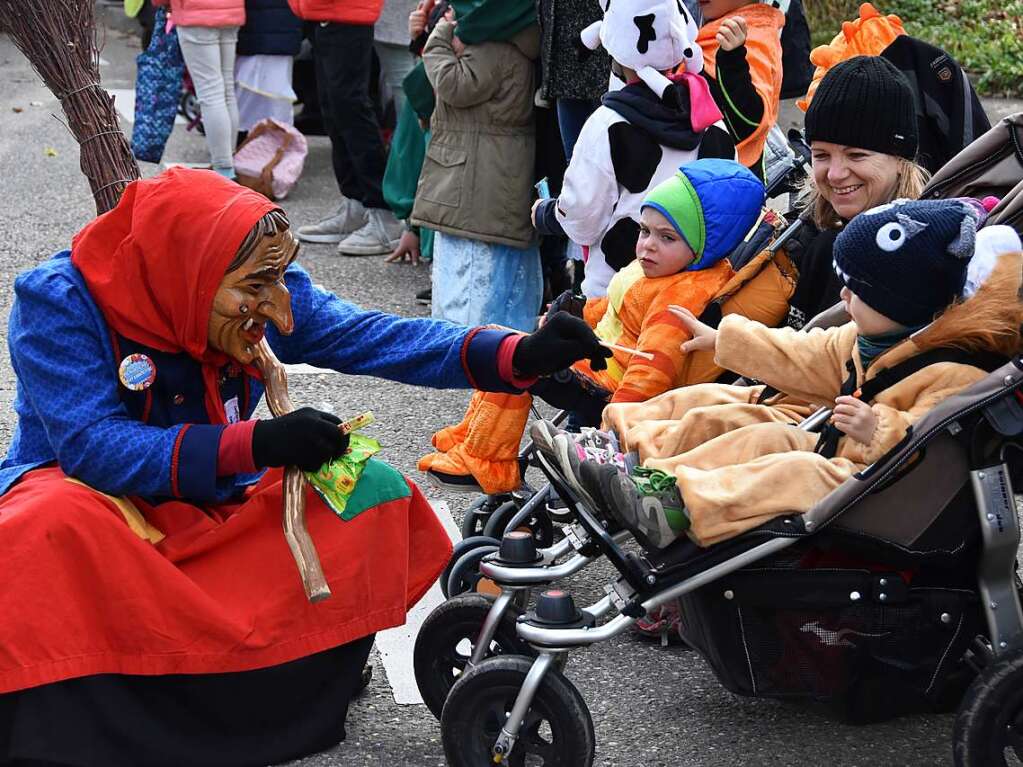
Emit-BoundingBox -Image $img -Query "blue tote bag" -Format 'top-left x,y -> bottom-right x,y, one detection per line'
131,7 -> 184,163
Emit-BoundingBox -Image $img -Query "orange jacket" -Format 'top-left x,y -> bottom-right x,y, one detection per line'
697,4 -> 784,169
286,0 -> 381,25
579,259 -> 733,404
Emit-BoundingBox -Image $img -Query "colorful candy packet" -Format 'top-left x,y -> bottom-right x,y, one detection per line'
305,412 -> 380,518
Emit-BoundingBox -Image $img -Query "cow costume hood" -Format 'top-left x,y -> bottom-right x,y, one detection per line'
581,0 -> 703,98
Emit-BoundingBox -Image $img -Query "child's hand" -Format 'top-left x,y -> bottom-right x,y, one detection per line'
451,33 -> 465,57
669,305 -> 718,353
832,395 -> 877,445
409,0 -> 430,39
531,198 -> 543,227
385,229 -> 421,265
716,16 -> 748,52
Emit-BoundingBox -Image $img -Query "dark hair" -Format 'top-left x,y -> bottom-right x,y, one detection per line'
227,208 -> 290,272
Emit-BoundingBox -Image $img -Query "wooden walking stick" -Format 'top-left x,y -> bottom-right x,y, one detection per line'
252,338 -> 332,603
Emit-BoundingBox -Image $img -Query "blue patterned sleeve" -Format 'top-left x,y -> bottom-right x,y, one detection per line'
7,268 -> 223,500
267,264 -> 519,391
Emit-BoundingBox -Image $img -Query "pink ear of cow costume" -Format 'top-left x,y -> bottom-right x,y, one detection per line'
580,0 -> 704,97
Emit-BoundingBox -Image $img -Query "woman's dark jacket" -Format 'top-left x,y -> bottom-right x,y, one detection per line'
238,0 -> 302,57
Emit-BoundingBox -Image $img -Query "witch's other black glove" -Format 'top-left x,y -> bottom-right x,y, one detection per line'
512,311 -> 612,377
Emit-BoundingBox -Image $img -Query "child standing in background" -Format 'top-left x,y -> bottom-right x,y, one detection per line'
410,1 -> 542,332
169,0 -> 245,178
695,0 -> 785,180
532,0 -> 737,299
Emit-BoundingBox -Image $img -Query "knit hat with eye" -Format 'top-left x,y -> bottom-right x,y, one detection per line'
804,55 -> 918,160
832,198 -> 984,326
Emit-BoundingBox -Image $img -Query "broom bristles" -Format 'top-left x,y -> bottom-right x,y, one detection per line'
0,0 -> 140,215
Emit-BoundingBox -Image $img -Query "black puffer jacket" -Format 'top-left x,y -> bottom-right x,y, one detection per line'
237,0 -> 302,57
536,0 -> 610,102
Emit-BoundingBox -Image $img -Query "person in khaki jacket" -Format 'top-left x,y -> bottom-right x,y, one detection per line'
550,198 -> 1023,549
410,5 -> 542,331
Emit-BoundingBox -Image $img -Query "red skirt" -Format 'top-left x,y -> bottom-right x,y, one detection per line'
0,466 -> 451,693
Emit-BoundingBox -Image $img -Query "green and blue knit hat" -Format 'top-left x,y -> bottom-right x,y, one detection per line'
640,159 -> 765,271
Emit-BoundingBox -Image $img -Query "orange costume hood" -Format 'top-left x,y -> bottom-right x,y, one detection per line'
797,2 -> 906,111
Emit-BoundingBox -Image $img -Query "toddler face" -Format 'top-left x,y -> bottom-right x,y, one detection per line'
636,208 -> 696,278
811,141 -> 902,222
699,0 -> 749,21
841,287 -> 905,337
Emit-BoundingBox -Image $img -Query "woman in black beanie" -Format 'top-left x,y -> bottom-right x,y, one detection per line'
785,55 -> 931,329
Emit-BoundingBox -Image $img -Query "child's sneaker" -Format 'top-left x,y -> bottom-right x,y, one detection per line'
531,419 -> 620,459
575,426 -> 620,453
552,433 -> 625,509
529,419 -> 567,461
632,600 -> 689,647
603,465 -> 690,551
577,459 -> 621,519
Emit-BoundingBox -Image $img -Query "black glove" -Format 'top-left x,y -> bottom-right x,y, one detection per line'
512,311 -> 612,377
252,407 -> 350,472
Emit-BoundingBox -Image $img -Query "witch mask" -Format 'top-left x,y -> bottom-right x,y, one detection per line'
207,212 -> 299,366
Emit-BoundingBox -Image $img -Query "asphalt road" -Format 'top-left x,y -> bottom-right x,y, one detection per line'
1,15 -> 1021,767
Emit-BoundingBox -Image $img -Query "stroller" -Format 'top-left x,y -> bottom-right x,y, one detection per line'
415,116 -> 1023,766
179,67 -> 204,135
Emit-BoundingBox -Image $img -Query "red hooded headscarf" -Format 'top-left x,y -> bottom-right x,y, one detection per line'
71,168 -> 278,423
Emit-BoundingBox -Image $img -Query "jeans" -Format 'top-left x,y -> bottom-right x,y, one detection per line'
555,97 -> 599,161
313,22 -> 387,209
177,25 -> 241,174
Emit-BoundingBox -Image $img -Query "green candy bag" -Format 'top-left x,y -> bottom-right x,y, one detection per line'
305,433 -> 381,520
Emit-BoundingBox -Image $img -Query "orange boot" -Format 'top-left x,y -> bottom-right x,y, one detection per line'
430,391 -> 484,453
419,392 -> 532,494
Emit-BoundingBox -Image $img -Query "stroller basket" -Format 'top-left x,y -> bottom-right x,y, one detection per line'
678,557 -> 982,720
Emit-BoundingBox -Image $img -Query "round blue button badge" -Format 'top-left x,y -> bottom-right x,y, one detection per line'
118,353 -> 157,391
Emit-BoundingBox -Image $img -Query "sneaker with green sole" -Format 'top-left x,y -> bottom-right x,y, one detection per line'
605,465 -> 689,551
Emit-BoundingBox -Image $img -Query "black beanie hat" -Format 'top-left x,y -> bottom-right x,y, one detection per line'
804,56 -> 918,160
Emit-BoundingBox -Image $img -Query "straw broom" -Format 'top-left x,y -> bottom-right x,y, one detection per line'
2,0 -> 330,601
0,0 -> 140,215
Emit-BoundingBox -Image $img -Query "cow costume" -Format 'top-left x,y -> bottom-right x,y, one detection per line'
534,0 -> 737,297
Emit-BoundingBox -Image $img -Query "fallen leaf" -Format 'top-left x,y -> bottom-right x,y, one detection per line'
11,107 -> 22,113
44,147 -> 58,157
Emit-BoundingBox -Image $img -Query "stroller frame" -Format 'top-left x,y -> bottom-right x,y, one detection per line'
458,358 -> 1023,764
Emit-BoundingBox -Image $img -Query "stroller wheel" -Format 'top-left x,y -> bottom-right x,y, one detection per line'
483,499 -> 555,548
447,541 -> 501,598
953,646 -> 1023,766
178,91 -> 204,135
460,495 -> 496,539
441,655 -> 595,767
440,536 -> 500,599
414,592 -> 532,720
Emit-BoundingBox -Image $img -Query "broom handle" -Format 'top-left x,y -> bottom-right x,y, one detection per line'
252,338 -> 332,603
